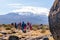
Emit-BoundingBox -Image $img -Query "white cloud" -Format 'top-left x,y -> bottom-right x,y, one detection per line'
12,6 -> 49,16
8,3 -> 23,8
8,3 -> 23,6
8,3 -> 49,16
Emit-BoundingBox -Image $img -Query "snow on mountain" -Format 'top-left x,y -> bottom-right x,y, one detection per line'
0,12 -> 48,24
11,6 -> 49,16
0,6 -> 49,24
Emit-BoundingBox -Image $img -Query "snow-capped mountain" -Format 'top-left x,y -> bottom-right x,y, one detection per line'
0,12 -> 48,24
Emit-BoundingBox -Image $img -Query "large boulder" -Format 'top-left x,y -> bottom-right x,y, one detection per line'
8,36 -> 19,40
49,0 -> 60,40
43,38 -> 49,40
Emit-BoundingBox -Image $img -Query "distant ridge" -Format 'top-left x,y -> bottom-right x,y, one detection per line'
0,12 -> 48,24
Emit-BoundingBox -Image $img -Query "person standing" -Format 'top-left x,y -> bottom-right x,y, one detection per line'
18,22 -> 21,30
29,23 -> 32,30
15,23 -> 18,29
24,23 -> 26,33
26,22 -> 30,32
21,22 -> 26,33
26,22 -> 32,32
11,23 -> 14,27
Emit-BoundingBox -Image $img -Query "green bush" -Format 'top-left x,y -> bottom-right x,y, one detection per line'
41,26 -> 46,33
2,24 -> 7,27
32,25 -> 38,30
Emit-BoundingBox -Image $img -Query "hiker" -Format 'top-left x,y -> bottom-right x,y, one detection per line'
21,22 -> 26,33
27,22 -> 32,30
15,23 -> 18,29
11,23 -> 15,27
26,22 -> 30,32
29,23 -> 32,30
18,22 -> 21,30
11,23 -> 14,26
24,23 -> 26,33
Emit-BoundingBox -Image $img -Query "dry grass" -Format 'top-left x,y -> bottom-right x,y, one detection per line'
0,24 -> 54,40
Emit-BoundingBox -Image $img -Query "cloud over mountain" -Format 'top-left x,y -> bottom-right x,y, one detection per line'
8,3 -> 49,16
12,6 -> 49,16
0,3 -> 49,24
0,12 -> 48,24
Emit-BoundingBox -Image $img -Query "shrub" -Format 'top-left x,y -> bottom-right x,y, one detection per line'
32,25 -> 38,30
2,24 -> 7,27
41,26 -> 46,33
5,27 -> 11,30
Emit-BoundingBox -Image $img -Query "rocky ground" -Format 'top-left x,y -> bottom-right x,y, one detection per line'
0,26 -> 54,40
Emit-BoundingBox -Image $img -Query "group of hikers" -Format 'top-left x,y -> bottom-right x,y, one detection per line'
11,22 -> 32,33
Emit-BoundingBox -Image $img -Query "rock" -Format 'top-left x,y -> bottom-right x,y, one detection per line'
0,33 -> 3,37
49,0 -> 60,40
8,36 -> 19,40
3,37 -> 8,40
6,30 -> 12,34
12,31 -> 16,34
23,30 -> 26,33
1,32 -> 7,35
0,38 -> 3,40
43,38 -> 49,40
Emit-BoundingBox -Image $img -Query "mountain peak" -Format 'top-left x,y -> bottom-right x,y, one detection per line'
6,12 -> 19,16
0,12 -> 48,24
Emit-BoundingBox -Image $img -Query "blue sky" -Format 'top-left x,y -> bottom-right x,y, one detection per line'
0,0 -> 54,15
